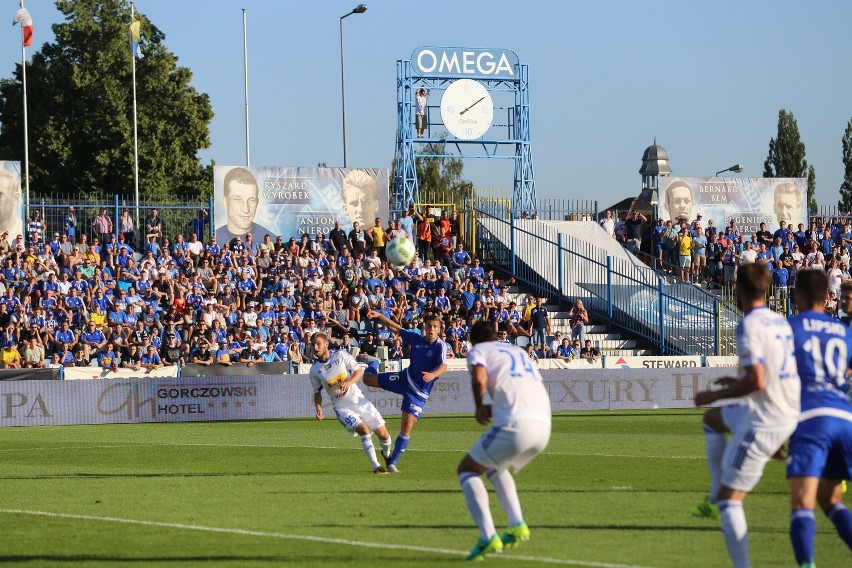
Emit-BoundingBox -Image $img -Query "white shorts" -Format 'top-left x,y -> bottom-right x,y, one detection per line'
334,397 -> 385,435
469,419 -> 551,473
720,403 -> 796,492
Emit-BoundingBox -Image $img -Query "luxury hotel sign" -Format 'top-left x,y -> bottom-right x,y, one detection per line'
411,46 -> 518,79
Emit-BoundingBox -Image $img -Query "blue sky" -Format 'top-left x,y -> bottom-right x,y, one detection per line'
3,1 -> 852,210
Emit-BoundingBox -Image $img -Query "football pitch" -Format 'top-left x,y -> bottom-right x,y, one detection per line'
0,410 -> 847,567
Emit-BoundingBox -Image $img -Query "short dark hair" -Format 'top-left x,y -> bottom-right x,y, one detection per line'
795,269 -> 828,305
470,320 -> 497,345
736,263 -> 772,302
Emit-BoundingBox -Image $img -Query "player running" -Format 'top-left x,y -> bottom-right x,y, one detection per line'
693,263 -> 800,568
458,320 -> 551,561
309,333 -> 393,475
787,270 -> 852,567
362,309 -> 447,473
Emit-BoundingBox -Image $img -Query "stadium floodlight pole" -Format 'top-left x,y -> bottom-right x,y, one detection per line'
715,164 -> 744,176
339,4 -> 367,168
243,8 -> 250,167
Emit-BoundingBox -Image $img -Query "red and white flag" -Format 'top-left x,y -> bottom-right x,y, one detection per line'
12,5 -> 33,47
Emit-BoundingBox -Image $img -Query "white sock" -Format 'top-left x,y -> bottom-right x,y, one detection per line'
704,424 -> 726,503
360,435 -> 380,470
719,500 -> 749,568
379,436 -> 392,460
460,472 -> 495,539
487,469 -> 523,526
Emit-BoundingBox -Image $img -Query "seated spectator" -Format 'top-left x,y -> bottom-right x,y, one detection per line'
580,339 -> 602,363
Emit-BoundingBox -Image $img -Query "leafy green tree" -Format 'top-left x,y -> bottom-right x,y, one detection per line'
414,140 -> 474,206
763,109 -> 815,214
839,119 -> 852,213
0,0 -> 213,201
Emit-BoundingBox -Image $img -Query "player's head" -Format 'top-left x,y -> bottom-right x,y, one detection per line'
422,313 -> 442,343
222,167 -> 259,234
341,170 -> 378,228
773,182 -> 801,226
311,332 -> 330,360
664,181 -> 693,224
735,263 -> 771,309
839,280 -> 852,317
470,319 -> 497,345
794,269 -> 828,311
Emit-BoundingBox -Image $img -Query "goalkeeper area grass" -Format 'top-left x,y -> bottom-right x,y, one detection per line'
0,410 -> 847,567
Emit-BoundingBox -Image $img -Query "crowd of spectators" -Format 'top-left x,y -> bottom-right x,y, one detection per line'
603,209 -> 852,315
0,204 -> 581,371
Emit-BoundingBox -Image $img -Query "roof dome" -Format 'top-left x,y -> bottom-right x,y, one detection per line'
639,139 -> 672,176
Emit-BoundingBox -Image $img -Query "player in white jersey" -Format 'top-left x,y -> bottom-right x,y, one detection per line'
458,320 -> 551,561
309,333 -> 392,474
693,263 -> 800,568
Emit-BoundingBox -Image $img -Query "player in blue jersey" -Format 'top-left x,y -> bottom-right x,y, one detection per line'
787,270 -> 852,567
363,309 -> 448,473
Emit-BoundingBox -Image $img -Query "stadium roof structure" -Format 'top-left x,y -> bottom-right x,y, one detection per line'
638,139 -> 672,177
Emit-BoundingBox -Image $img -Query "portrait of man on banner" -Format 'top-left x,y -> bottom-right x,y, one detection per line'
0,162 -> 23,240
216,166 -> 274,245
772,181 -> 802,227
341,170 -> 379,228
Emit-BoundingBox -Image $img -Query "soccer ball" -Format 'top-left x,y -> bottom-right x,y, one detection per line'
386,236 -> 416,267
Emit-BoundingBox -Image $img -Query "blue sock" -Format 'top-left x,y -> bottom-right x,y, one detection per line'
790,508 -> 816,564
825,503 -> 852,550
390,433 -> 410,466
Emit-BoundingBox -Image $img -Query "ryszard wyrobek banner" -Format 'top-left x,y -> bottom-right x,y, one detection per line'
214,166 -> 389,244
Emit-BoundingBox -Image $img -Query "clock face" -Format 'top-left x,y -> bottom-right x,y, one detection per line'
439,79 -> 494,140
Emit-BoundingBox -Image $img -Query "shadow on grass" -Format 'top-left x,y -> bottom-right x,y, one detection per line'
0,555 -> 413,564
0,471 -> 328,480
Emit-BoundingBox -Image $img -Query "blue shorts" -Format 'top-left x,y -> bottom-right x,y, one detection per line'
654,244 -> 663,255
377,371 -> 429,420
787,415 -> 852,480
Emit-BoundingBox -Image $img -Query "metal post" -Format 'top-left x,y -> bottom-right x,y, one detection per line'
658,279 -> 666,355
714,298 -> 720,356
208,195 -> 214,240
242,9 -> 251,166
606,256 -> 613,331
557,233 -> 564,305
510,213 -> 516,275
113,195 -> 120,239
130,3 -> 141,243
339,6 -> 368,167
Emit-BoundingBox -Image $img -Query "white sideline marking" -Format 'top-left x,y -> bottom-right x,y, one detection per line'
0,509 -> 653,568
0,443 -> 703,460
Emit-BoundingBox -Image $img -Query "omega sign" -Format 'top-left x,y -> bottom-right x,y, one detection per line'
411,47 -> 518,79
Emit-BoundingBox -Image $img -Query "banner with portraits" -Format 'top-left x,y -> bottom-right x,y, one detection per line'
657,177 -> 807,237
213,166 -> 389,245
0,161 -> 23,240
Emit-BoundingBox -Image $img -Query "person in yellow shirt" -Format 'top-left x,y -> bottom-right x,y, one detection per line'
1,341 -> 22,368
90,304 -> 108,330
367,217 -> 386,260
678,227 -> 693,282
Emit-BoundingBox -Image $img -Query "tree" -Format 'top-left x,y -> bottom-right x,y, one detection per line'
414,140 -> 474,205
839,119 -> 852,213
763,109 -> 815,215
0,0 -> 213,201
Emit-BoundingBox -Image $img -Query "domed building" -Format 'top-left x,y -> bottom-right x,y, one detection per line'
638,139 -> 672,205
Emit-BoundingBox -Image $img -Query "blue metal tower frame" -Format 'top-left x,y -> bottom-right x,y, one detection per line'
393,58 -> 536,214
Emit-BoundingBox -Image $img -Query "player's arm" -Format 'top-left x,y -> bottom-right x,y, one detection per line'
469,364 -> 491,425
694,364 -> 765,406
313,388 -> 324,421
422,362 -> 447,383
367,309 -> 401,333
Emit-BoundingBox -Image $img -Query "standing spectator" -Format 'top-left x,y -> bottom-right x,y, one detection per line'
348,221 -> 367,259
529,297 -> 550,355
415,87 -> 430,138
64,206 -> 78,242
120,209 -> 135,248
399,207 -> 415,240
27,210 -> 46,244
92,208 -> 113,246
624,210 -> 646,249
187,209 -> 209,243
416,215 -> 433,261
328,220 -> 348,260
678,227 -> 693,282
449,210 -> 461,249
599,210 -> 615,238
367,217 -> 386,259
569,299 -> 588,345
145,209 -> 163,241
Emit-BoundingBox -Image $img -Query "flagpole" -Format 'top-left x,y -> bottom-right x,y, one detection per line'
20,0 -> 30,219
131,3 -> 140,239
242,8 -> 250,166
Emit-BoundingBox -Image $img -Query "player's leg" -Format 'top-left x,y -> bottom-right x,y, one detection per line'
716,487 -> 751,568
818,479 -> 852,550
458,454 -> 502,560
387,409 -> 419,472
788,476 -> 819,566
337,408 -> 385,474
374,424 -> 393,469
692,406 -> 729,517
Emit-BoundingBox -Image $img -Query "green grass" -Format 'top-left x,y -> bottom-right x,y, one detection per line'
0,410 -> 847,567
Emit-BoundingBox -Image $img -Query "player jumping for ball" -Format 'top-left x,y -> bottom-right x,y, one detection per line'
362,309 -> 447,473
309,333 -> 393,474
458,320 -> 551,561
